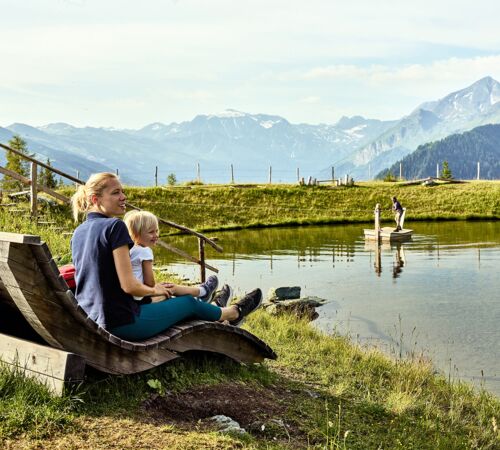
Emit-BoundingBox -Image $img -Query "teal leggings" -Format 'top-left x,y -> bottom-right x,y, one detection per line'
110,295 -> 222,341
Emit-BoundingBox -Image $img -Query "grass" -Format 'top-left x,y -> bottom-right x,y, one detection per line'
1,182 -> 500,448
1,314 -> 499,448
90,180 -> 500,232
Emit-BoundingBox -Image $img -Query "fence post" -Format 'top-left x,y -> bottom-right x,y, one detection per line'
155,166 -> 158,187
268,166 -> 272,184
197,163 -> 201,183
399,162 -> 402,180
230,164 -> 234,184
30,162 -> 38,220
297,167 -> 300,183
331,166 -> 334,183
436,163 -> 439,178
198,237 -> 206,282
477,161 -> 480,180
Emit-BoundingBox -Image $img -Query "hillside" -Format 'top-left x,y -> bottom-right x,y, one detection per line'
377,124 -> 500,180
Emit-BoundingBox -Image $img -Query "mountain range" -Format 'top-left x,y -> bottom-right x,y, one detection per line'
1,76 -> 499,185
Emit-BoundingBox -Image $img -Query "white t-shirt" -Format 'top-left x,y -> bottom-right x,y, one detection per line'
129,245 -> 154,300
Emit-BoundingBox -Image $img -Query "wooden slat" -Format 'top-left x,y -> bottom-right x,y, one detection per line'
0,232 -> 40,244
0,333 -> 85,396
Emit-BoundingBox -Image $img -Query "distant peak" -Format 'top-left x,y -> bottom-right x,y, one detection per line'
208,109 -> 248,119
335,115 -> 367,129
141,122 -> 167,131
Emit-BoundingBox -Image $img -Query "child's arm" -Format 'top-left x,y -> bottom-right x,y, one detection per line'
142,260 -> 155,287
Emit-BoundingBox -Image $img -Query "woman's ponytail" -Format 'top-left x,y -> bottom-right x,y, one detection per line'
70,172 -> 118,222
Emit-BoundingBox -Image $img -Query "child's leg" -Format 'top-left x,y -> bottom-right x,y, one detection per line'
170,285 -> 201,297
110,295 -> 221,341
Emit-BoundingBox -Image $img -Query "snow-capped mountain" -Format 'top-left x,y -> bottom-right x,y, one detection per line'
333,76 -> 500,180
2,77 -> 499,184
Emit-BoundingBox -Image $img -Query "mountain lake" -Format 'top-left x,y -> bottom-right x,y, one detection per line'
157,221 -> 500,396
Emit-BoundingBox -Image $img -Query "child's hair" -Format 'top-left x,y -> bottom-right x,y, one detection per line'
123,210 -> 159,243
71,172 -> 119,222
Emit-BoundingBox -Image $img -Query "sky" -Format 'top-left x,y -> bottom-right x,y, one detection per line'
1,0 -> 500,128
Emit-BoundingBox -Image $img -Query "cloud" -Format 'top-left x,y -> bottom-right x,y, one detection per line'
300,55 -> 500,85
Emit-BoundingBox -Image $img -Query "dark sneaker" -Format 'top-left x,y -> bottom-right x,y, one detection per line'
212,284 -> 233,308
198,275 -> 219,302
230,288 -> 262,327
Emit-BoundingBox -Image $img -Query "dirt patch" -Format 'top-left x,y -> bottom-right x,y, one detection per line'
140,382 -> 314,445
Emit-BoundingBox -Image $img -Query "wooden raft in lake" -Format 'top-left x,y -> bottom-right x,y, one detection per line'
0,232 -> 276,394
364,204 -> 413,241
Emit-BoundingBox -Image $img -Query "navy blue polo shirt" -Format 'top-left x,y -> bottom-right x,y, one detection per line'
71,212 -> 139,329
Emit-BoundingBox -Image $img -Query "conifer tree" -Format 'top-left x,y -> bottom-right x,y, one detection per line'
39,158 -> 58,189
2,135 -> 30,190
441,160 -> 453,179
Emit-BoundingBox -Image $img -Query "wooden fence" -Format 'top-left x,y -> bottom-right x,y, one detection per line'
0,142 -> 220,281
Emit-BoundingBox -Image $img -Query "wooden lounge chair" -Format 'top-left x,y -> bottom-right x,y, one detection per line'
0,232 -> 276,393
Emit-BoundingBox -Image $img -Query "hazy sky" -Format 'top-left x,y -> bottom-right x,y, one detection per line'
1,0 -> 500,128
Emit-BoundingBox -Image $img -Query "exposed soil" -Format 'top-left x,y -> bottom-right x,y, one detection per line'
140,382 -> 315,446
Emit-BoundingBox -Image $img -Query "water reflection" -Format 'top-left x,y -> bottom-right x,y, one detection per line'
365,242 -> 406,279
160,221 -> 500,396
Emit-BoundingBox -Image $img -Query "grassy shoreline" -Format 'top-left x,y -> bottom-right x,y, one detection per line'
1,181 -> 500,448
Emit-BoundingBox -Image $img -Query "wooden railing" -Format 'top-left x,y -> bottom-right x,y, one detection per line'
0,141 -> 221,281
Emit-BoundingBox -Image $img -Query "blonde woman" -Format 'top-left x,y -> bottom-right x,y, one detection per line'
71,172 -> 262,341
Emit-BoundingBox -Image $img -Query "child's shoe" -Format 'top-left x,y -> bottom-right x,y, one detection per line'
198,275 -> 219,302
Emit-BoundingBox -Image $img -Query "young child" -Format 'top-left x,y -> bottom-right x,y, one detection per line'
123,210 -> 226,305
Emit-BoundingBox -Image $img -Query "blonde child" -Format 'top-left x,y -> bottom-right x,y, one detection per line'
123,210 -> 225,305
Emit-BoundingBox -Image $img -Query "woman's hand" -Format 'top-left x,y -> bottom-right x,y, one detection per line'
153,283 -> 172,298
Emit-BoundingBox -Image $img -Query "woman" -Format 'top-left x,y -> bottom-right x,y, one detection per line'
70,172 -> 261,341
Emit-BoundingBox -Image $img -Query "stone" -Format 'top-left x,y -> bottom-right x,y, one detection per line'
267,286 -> 301,302
209,415 -> 246,434
263,296 -> 327,321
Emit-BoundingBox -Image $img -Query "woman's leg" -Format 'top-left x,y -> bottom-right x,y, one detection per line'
110,295 -> 222,340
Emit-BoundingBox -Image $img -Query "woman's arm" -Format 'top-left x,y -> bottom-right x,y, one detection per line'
142,260 -> 155,287
113,245 -> 169,297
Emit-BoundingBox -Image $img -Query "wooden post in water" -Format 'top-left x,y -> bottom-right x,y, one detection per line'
374,203 -> 381,243
198,237 -> 206,282
30,162 -> 38,220
374,241 -> 381,277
